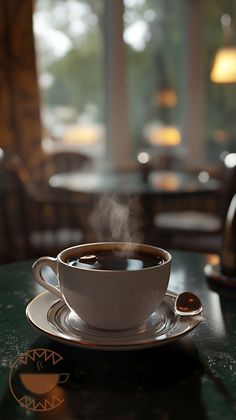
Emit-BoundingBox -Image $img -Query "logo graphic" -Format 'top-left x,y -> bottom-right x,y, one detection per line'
9,348 -> 70,412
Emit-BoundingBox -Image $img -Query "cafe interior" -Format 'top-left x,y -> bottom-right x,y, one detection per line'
1,0 -> 236,264
1,1 -> 236,418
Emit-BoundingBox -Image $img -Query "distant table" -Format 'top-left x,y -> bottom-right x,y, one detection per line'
49,169 -> 221,195
0,251 -> 236,419
49,170 -> 221,245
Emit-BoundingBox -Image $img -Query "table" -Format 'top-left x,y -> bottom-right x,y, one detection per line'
1,251 -> 236,419
49,169 -> 221,195
49,169 -> 221,247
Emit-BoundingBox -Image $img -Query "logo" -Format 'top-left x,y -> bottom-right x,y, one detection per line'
9,348 -> 70,412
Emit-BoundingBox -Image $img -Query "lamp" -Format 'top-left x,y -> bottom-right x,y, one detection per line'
211,47 -> 236,83
63,123 -> 104,145
142,122 -> 182,170
211,14 -> 236,83
143,122 -> 181,147
153,88 -> 177,108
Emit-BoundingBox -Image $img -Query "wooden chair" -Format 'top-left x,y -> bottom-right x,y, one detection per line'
29,150 -> 92,184
0,150 -> 95,262
151,155 -> 236,253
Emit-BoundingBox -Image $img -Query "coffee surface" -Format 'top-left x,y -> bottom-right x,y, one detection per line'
67,250 -> 165,271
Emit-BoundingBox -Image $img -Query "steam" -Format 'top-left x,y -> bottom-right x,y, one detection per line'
89,194 -> 144,253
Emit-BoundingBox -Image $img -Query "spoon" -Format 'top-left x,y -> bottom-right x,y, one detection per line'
174,292 -> 202,316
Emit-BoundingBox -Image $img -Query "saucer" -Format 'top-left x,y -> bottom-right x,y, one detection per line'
26,291 -> 202,351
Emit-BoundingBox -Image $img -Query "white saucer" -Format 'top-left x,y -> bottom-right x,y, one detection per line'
26,291 -> 202,351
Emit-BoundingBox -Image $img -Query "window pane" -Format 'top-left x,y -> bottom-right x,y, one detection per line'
33,0 -> 105,162
124,0 -> 184,165
34,0 -> 235,169
125,0 -> 236,167
205,0 -> 236,163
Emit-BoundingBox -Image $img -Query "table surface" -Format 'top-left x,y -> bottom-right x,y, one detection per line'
0,251 -> 236,419
49,169 -> 221,195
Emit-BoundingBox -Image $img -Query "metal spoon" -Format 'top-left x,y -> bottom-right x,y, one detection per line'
174,292 -> 202,316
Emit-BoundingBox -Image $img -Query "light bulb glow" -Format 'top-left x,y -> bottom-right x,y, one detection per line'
211,47 -> 236,83
137,152 -> 150,164
224,153 -> 236,168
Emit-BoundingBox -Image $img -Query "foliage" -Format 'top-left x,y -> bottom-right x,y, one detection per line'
35,0 -> 236,162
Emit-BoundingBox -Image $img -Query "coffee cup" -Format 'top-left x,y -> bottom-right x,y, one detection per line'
32,242 -> 171,330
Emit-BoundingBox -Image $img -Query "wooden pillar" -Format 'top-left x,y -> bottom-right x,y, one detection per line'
103,0 -> 130,171
0,0 -> 42,164
181,0 -> 205,169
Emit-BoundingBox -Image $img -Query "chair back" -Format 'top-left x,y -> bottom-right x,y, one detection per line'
31,151 -> 92,184
0,150 -> 94,262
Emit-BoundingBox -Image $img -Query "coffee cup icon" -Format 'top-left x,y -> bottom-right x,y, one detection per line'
20,373 -> 70,395
10,348 -> 70,412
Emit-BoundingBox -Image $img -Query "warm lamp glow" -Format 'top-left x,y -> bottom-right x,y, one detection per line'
154,88 -> 177,107
63,124 -> 103,145
150,173 -> 180,191
206,254 -> 220,265
144,123 -> 181,146
211,47 -> 236,83
212,129 -> 229,143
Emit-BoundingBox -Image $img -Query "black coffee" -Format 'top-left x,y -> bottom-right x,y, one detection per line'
67,250 -> 165,271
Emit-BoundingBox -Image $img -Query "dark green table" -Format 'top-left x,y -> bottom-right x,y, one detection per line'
0,251 -> 236,419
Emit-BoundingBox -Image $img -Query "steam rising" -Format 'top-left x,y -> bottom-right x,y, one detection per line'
89,194 -> 144,252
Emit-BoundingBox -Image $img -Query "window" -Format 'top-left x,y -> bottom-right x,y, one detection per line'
124,0 -> 184,164
34,0 -> 105,161
33,0 -> 236,170
205,0 -> 236,163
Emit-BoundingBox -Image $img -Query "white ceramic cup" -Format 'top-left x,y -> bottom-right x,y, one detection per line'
32,242 -> 171,330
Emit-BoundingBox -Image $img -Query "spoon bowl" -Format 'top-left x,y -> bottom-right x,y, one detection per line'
175,292 -> 202,316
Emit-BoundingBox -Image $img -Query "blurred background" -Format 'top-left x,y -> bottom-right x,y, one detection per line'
34,0 -> 236,167
0,0 -> 236,262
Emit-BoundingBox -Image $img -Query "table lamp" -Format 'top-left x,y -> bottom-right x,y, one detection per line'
210,14 -> 236,83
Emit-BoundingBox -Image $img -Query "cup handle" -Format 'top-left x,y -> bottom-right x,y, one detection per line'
59,373 -> 70,384
32,256 -> 63,300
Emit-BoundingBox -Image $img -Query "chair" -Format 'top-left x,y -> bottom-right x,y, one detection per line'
0,150 -> 94,262
152,154 -> 236,253
29,150 -> 92,184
